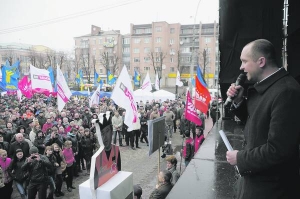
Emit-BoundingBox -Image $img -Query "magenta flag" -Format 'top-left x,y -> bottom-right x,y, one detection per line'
185,90 -> 202,126
18,76 -> 33,98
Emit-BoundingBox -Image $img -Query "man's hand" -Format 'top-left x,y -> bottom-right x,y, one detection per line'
226,150 -> 238,165
226,84 -> 244,104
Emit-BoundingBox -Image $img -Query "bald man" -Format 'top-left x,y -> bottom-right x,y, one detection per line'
9,133 -> 30,158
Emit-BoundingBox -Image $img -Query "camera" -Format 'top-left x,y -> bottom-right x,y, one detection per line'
31,156 -> 37,159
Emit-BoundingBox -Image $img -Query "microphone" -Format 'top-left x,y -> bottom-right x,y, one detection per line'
224,73 -> 246,106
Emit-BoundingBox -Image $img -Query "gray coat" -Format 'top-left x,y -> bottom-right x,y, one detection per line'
232,69 -> 300,199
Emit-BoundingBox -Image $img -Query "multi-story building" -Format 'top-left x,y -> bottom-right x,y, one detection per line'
130,21 -> 218,88
0,43 -> 54,75
75,22 -> 218,87
74,25 -> 123,83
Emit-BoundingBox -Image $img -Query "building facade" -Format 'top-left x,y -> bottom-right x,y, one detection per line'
74,25 -> 123,83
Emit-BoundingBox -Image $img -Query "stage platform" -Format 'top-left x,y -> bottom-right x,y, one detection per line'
167,119 -> 245,199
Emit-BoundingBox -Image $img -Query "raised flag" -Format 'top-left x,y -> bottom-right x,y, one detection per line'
18,76 -> 33,98
30,64 -> 53,93
48,66 -> 55,85
134,70 -> 140,86
141,72 -> 152,92
195,77 -> 211,113
90,84 -> 101,107
94,70 -> 101,86
197,65 -> 207,87
107,70 -> 116,85
57,65 -> 72,112
185,90 -> 202,126
17,89 -> 22,102
176,70 -> 183,87
155,73 -> 160,91
111,65 -> 138,131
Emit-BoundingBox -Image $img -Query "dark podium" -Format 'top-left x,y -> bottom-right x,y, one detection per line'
167,119 -> 245,199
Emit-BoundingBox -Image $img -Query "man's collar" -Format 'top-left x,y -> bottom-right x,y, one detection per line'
254,68 -> 288,94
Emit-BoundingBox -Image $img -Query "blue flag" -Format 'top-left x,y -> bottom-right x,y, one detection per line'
48,66 -> 55,85
1,60 -> 19,90
191,76 -> 195,87
134,70 -> 140,86
94,70 -> 101,86
197,65 -> 207,87
107,70 -> 116,85
100,79 -> 103,89
76,69 -> 84,86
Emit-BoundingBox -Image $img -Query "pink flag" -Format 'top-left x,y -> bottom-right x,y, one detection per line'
185,90 -> 202,126
18,76 -> 33,98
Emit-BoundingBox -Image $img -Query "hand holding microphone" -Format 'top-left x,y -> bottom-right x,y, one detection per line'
225,73 -> 246,106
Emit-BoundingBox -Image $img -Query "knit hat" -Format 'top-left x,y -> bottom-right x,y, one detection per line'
16,149 -> 23,154
29,146 -> 39,154
133,184 -> 142,197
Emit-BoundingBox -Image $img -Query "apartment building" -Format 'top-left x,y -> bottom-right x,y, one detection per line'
74,25 -> 123,82
130,21 -> 218,88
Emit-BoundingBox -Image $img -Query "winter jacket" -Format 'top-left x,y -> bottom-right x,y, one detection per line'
21,155 -> 52,183
7,158 -> 27,183
9,141 -> 30,158
0,141 -> 10,152
62,148 -> 75,166
33,136 -> 46,155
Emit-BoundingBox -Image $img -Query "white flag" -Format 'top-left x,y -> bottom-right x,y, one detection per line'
17,89 -> 22,102
111,65 -> 138,131
141,72 -> 152,92
90,84 -> 101,107
30,65 -> 53,92
57,65 -> 72,112
176,70 -> 183,87
87,87 -> 92,107
155,73 -> 160,90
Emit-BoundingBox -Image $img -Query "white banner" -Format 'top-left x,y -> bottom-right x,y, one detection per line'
30,64 -> 53,91
176,70 -> 183,87
111,65 -> 138,131
90,84 -> 101,107
141,72 -> 152,92
57,66 -> 72,112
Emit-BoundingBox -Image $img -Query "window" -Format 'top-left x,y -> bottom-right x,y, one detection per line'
134,29 -> 142,34
93,50 -> 96,56
156,37 -> 161,43
144,47 -> 150,53
99,38 -> 103,44
155,47 -> 161,52
145,28 -> 151,33
134,67 -> 140,72
170,39 -> 174,44
170,28 -> 175,34
144,38 -> 150,43
155,57 -> 161,62
170,67 -> 175,72
133,48 -> 140,53
170,57 -> 174,63
155,26 -> 162,32
107,48 -> 113,53
123,38 -> 130,44
181,57 -> 191,62
144,57 -> 150,62
123,57 -> 130,62
123,47 -> 130,53
181,47 -> 190,53
205,37 -> 211,43
144,67 -> 150,71
170,49 -> 175,53
134,57 -> 140,62
100,69 -> 103,73
134,38 -> 141,43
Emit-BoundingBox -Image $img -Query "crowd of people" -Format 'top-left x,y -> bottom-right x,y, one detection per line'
0,91 -> 216,199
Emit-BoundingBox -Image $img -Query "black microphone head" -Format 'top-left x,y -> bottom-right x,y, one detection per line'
236,73 -> 246,86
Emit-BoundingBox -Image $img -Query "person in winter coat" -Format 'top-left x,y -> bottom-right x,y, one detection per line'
7,149 -> 27,199
52,143 -> 66,197
182,131 -> 194,167
0,134 -> 9,153
44,127 -> 64,148
62,141 -> 76,192
165,155 -> 180,186
33,131 -> 46,156
9,133 -> 30,158
22,146 -> 52,199
81,129 -> 96,175
0,149 -> 13,199
44,146 -> 57,199
66,129 -> 80,176
140,112 -> 149,146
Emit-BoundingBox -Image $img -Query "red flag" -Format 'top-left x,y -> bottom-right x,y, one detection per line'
18,76 -> 33,98
185,91 -> 202,125
195,77 -> 211,113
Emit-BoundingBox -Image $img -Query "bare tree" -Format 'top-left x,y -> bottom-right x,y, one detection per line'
149,51 -> 167,87
99,51 -> 119,81
200,48 -> 209,83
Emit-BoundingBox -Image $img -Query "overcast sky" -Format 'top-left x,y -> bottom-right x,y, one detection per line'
0,0 -> 218,52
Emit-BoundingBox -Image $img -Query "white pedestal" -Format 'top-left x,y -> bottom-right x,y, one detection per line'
79,171 -> 133,199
